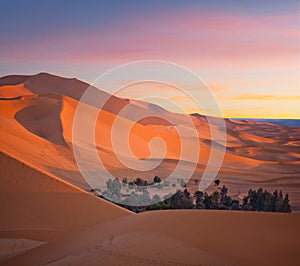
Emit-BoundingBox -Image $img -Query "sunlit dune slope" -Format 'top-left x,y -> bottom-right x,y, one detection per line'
0,73 -> 300,210
0,73 -> 300,265
0,92 -> 272,178
0,73 -> 189,126
5,210 -> 300,266
0,84 -> 32,98
0,151 -> 131,242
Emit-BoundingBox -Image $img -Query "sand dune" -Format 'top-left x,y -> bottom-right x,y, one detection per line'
0,150 -> 130,263
0,73 -> 194,126
0,73 -> 299,209
0,151 -> 131,240
4,211 -> 300,266
14,95 -> 66,145
0,75 -> 30,86
0,238 -> 44,262
1,73 -> 300,265
0,84 -> 33,99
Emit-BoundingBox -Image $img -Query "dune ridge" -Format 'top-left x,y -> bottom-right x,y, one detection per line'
1,73 -> 300,265
0,151 -> 131,239
1,73 -> 299,208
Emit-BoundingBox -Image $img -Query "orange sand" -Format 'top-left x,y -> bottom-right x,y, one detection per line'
0,73 -> 300,265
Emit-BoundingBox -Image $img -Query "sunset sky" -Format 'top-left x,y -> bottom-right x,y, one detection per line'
1,0 -> 299,118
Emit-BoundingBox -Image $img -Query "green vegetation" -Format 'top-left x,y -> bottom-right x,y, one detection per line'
95,177 -> 292,213
241,188 -> 291,213
153,176 -> 161,183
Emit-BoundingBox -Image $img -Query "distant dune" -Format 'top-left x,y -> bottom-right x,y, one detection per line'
232,118 -> 300,128
0,73 -> 300,265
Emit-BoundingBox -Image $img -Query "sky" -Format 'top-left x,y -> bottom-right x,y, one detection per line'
0,0 -> 299,118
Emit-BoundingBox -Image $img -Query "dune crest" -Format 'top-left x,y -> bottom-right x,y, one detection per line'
1,73 -> 300,265
0,151 -> 131,240
0,73 -> 299,208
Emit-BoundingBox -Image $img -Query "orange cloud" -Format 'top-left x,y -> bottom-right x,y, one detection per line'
232,94 -> 300,101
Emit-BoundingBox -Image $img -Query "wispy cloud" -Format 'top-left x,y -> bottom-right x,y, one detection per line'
0,2 -> 298,118
232,94 -> 300,101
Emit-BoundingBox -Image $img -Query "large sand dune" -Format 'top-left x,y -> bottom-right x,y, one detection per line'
4,211 -> 300,266
0,73 -> 299,208
0,73 -> 300,265
0,151 -> 131,261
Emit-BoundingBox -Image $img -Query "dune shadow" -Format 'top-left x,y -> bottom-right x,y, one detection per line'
14,96 -> 67,146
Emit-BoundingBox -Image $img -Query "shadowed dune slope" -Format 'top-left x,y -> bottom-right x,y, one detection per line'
0,73 -> 300,265
0,75 -> 30,86
0,73 -> 300,209
14,95 -> 66,145
0,151 -> 131,242
5,210 -> 300,266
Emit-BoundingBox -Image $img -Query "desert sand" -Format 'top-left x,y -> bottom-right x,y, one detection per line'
0,73 -> 300,265
0,151 -> 130,261
4,210 -> 300,266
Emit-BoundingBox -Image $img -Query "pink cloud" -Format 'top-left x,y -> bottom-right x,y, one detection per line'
2,8 -> 298,67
